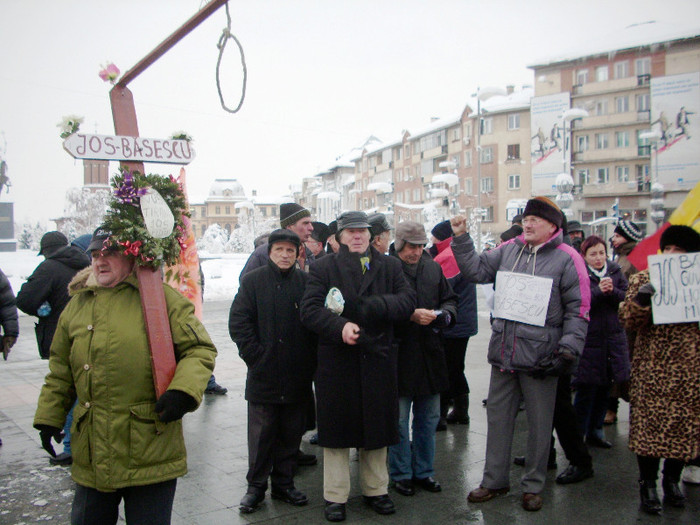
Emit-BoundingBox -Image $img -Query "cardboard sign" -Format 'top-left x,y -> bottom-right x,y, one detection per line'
141,188 -> 175,238
493,271 -> 553,327
648,253 -> 700,324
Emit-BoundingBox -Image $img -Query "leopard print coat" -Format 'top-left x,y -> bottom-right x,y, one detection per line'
619,270 -> 700,461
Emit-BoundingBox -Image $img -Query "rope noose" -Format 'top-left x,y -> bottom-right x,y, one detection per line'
216,2 -> 247,113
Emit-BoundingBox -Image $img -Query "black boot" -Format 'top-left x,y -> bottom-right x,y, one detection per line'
437,397 -> 449,431
662,477 -> 686,507
639,480 -> 662,514
446,394 -> 470,425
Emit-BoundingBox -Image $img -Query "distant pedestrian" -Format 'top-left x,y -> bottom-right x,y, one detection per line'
368,213 -> 392,255
0,267 -> 18,447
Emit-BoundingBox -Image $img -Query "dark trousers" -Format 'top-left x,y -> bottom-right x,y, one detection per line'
443,337 -> 470,398
553,374 -> 592,469
247,401 -> 306,493
637,455 -> 685,482
71,479 -> 177,525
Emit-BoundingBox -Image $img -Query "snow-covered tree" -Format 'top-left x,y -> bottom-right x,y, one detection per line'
226,223 -> 254,253
61,187 -> 111,237
197,224 -> 229,254
16,222 -> 44,249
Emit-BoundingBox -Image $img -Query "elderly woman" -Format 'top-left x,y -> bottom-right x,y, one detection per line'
572,236 -> 629,448
34,226 -> 217,525
619,225 -> 700,515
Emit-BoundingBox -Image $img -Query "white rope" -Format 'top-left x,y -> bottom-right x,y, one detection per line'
216,2 -> 247,113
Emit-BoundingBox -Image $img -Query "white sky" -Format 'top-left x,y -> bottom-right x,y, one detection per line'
1,0 -> 699,229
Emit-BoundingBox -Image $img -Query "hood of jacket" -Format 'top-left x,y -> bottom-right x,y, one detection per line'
47,245 -> 91,270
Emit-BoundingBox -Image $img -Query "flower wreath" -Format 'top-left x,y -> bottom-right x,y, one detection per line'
101,168 -> 189,269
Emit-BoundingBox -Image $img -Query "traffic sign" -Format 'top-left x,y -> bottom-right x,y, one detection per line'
63,133 -> 195,164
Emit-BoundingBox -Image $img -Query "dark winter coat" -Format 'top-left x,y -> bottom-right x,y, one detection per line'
451,230 -> 590,371
16,245 -> 90,358
572,260 -> 630,386
229,260 -> 316,404
393,251 -> 457,397
0,269 -> 19,337
239,243 -> 315,282
300,244 -> 416,449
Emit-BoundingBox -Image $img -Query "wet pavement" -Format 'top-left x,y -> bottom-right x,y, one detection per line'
1,299 -> 698,524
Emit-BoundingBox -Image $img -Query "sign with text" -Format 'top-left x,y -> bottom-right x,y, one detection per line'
648,252 -> 700,324
493,271 -> 553,327
63,133 -> 195,164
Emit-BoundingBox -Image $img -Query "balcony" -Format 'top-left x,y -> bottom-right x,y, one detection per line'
570,76 -> 644,97
573,111 -> 642,130
637,110 -> 650,121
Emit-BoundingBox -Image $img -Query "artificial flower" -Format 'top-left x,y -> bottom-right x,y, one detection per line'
98,62 -> 120,84
57,115 -> 84,139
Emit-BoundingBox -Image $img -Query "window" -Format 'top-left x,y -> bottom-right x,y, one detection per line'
481,177 -> 494,193
595,100 -> 608,116
260,207 -> 267,217
412,188 -> 422,201
637,93 -> 650,111
452,127 -> 462,141
420,158 -> 433,176
635,57 -> 651,76
480,117 -> 493,135
575,69 -> 588,85
595,133 -> 609,149
508,174 -> 521,189
616,165 -> 630,182
595,65 -> 608,82
506,144 -> 520,160
404,189 -> 410,203
596,167 -> 609,184
201,208 -> 206,217
479,146 -> 493,163
225,205 -> 231,214
616,96 -> 629,113
215,206 -> 220,214
393,147 -> 401,161
416,130 -> 447,153
404,144 -> 410,158
614,61 -> 629,79
464,178 -> 473,195
508,113 -> 520,130
190,208 -> 196,218
483,206 -> 494,222
381,149 -> 392,165
616,131 -> 630,147
450,154 -> 460,169
464,150 -> 472,167
201,224 -> 207,236
577,169 -> 590,185
404,167 -> 410,181
464,122 -> 472,138
577,135 -> 589,152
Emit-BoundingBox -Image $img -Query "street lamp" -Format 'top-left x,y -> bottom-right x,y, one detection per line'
555,108 -> 589,220
474,86 -> 507,252
639,129 -> 664,230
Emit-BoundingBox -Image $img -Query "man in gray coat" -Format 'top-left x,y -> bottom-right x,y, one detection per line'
450,196 -> 590,512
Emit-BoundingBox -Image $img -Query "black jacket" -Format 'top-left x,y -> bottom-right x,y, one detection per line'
0,269 -> 19,337
229,260 -> 316,404
300,244 -> 416,449
16,245 -> 90,358
394,252 -> 457,397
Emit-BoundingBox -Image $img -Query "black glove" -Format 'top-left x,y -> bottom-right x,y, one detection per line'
357,296 -> 387,323
155,390 -> 197,423
530,350 -> 577,379
635,282 -> 656,307
36,425 -> 64,457
356,330 -> 388,358
2,335 -> 16,360
432,311 -> 452,328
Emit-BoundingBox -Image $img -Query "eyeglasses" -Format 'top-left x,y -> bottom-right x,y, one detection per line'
522,217 -> 546,226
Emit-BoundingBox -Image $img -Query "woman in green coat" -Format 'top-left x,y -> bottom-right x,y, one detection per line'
34,228 -> 217,525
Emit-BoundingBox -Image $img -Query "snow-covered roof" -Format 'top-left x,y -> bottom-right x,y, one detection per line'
472,87 -> 534,116
207,179 -> 246,200
251,195 -> 288,205
409,113 -> 463,140
529,21 -> 700,68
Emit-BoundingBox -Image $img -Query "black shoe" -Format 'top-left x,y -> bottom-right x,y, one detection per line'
49,452 -> 72,466
662,478 -> 686,508
513,455 -> 557,470
639,480 -> 662,514
446,394 -> 470,424
271,486 -> 308,506
297,450 -> 318,466
309,433 -> 319,445
362,494 -> 396,515
204,383 -> 228,395
239,491 -> 265,513
324,501 -> 346,522
413,476 -> 441,492
556,464 -> 594,485
586,436 -> 612,449
393,479 -> 415,496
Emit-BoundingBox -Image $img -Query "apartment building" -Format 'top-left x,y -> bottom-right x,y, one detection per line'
529,25 -> 700,236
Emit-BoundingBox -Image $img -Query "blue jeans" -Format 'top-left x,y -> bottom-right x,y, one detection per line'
573,383 -> 610,440
63,400 -> 77,455
389,394 -> 440,481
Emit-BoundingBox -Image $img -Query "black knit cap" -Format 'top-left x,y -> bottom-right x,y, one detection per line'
267,229 -> 301,255
523,196 -> 563,228
279,202 -> 311,228
614,219 -> 644,243
39,231 -> 68,256
660,225 -> 700,253
431,220 -> 453,242
310,222 -> 330,244
368,213 -> 391,236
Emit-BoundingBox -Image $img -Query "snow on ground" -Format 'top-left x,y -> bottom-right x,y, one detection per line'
0,250 -> 249,312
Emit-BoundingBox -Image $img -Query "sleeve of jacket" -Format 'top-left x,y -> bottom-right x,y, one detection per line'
300,262 -> 349,343
164,286 -> 217,407
16,262 -> 53,316
450,233 -> 503,284
609,272 -> 629,306
0,270 -> 19,336
381,256 -> 417,322
228,275 -> 265,366
239,245 -> 268,283
557,254 -> 591,357
437,273 -> 458,327
619,272 -> 651,331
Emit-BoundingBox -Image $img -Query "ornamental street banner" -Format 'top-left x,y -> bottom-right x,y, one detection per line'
530,92 -> 570,196
648,252 -> 700,325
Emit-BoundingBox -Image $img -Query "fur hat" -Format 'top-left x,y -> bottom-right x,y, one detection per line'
279,203 -> 311,229
310,222 -> 330,244
39,231 -> 68,256
660,225 -> 700,253
430,220 -> 453,242
523,196 -> 563,228
395,221 -> 428,252
267,229 -> 301,255
614,219 -> 644,243
367,213 -> 392,236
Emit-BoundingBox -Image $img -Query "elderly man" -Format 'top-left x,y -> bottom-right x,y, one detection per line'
300,211 -> 415,522
450,196 -> 590,512
368,213 -> 392,255
389,222 -> 456,497
230,230 -> 317,514
306,222 -> 330,258
34,226 -> 217,524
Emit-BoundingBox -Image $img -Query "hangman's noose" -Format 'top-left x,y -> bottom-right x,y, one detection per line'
216,2 -> 247,113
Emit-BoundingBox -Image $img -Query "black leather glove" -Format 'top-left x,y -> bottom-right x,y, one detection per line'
530,350 -> 577,379
635,282 -> 656,307
36,425 -> 64,457
155,390 -> 197,423
432,311 -> 452,328
357,296 -> 387,322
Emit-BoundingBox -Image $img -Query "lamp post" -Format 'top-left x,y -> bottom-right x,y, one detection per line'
639,129 -> 664,230
555,108 -> 589,220
474,86 -> 507,252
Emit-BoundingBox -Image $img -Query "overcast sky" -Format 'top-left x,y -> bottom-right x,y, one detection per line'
1,0 -> 699,229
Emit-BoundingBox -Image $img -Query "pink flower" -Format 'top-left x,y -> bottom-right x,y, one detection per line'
98,62 -> 120,84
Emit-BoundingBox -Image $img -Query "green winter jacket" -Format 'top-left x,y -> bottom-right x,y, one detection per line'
33,267 -> 216,492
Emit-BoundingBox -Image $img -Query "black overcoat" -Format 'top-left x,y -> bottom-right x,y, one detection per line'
300,245 -> 416,449
394,252 -> 457,397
